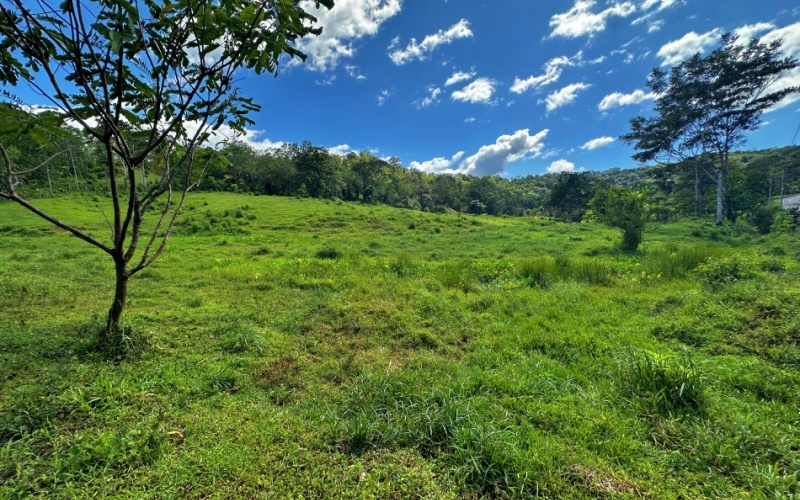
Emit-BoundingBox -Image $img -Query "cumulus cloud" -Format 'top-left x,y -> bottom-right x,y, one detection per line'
734,22 -> 776,42
294,0 -> 402,71
581,136 -> 615,150
549,0 -> 637,39
760,21 -> 800,59
388,19 -> 473,65
328,144 -> 353,155
183,121 -> 284,151
657,28 -> 722,66
540,83 -> 591,112
415,86 -> 442,109
451,78 -> 497,104
547,159 -> 576,173
445,70 -> 476,86
510,55 -> 574,94
759,22 -> 800,111
409,151 -> 465,174
410,129 -> 549,176
460,129 -> 550,176
598,89 -> 657,110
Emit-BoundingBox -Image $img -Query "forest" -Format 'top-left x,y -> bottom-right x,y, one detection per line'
5,100 -> 799,233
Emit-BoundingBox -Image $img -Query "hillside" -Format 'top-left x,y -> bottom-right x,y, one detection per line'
1,193 -> 799,497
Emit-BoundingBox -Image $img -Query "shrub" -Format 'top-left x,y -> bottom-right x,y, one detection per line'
315,246 -> 342,260
695,254 -> 760,289
591,187 -> 649,252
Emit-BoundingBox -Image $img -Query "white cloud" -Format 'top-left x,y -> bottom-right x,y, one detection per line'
549,0 -> 637,39
183,122 -> 284,151
344,65 -> 367,80
314,75 -> 336,86
410,129 -> 549,176
409,151 -> 465,174
328,144 -> 353,156
415,86 -> 442,109
540,83 -> 591,112
640,0 -> 681,12
657,28 -> 722,66
388,19 -> 473,65
760,21 -> 800,59
547,159 -> 576,173
647,20 -> 664,33
758,22 -> 800,112
734,22 -> 776,42
294,0 -> 402,71
764,67 -> 800,112
581,136 -> 615,150
451,78 -> 497,104
464,117 -> 476,123
598,89 -> 656,110
377,88 -> 392,106
510,55 -> 573,94
445,70 -> 476,86
460,129 -> 549,176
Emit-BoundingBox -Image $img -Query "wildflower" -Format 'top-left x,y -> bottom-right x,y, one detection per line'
297,258 -> 303,264
657,273 -> 662,279
641,271 -> 646,278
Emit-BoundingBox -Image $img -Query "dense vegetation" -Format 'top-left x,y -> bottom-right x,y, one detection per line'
2,194 -> 799,497
6,107 -> 799,226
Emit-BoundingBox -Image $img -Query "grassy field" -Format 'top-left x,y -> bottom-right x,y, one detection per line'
1,193 -> 799,498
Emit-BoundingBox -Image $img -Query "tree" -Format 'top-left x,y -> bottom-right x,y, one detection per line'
621,33 -> 799,225
0,0 -> 333,347
591,186 -> 649,252
543,172 -> 595,222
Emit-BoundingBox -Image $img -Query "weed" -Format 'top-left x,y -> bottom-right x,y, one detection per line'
314,246 -> 342,260
622,348 -> 704,416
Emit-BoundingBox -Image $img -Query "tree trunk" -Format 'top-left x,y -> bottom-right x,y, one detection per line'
715,168 -> 723,226
105,258 -> 129,340
694,162 -> 701,217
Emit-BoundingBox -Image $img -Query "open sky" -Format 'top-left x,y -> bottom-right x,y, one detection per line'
227,0 -> 799,177
8,1 -> 800,177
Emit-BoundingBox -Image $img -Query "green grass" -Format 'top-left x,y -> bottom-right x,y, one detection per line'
1,193 -> 799,498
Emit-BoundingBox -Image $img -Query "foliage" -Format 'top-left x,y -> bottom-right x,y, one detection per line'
0,0 -> 333,340
543,172 -> 595,221
622,33 -> 800,225
591,186 -> 649,252
694,254 -> 761,289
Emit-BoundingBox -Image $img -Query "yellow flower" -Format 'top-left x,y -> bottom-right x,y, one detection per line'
297,258 -> 303,264
641,271 -> 646,278
657,273 -> 662,279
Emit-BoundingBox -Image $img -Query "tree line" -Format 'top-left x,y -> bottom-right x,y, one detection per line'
5,105 -> 799,231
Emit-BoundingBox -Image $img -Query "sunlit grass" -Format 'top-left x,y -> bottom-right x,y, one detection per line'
1,193 -> 798,497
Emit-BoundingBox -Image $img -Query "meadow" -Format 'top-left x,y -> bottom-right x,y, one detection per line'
1,193 -> 799,498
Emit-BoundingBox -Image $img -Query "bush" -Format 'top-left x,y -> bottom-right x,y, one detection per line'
695,254 -> 760,289
590,187 -> 649,252
315,246 -> 342,260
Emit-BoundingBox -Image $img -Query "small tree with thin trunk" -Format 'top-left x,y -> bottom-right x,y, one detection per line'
621,33 -> 799,225
0,0 -> 333,348
590,186 -> 649,252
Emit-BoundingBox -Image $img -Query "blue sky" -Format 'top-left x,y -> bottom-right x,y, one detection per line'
10,0 -> 800,177
228,0 -> 799,177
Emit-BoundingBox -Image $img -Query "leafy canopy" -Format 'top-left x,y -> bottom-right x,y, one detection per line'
622,33 -> 799,165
